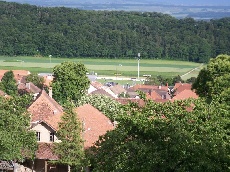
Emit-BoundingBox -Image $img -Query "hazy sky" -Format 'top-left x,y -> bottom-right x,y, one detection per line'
4,0 -> 230,6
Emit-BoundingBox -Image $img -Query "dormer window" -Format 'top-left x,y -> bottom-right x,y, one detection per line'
50,132 -> 55,142
36,132 -> 41,141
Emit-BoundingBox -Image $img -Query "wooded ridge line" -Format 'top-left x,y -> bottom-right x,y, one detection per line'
1,1 -> 230,63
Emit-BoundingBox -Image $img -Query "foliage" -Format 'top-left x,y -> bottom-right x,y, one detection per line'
0,1 -> 230,62
0,70 -> 17,95
76,94 -> 124,121
192,54 -> 230,105
144,75 -> 185,86
0,95 -> 37,161
186,76 -> 197,84
53,104 -> 86,170
25,73 -> 45,89
88,98 -> 229,171
52,61 -> 90,105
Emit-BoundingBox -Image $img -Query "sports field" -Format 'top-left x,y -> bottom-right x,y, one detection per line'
0,56 -> 202,80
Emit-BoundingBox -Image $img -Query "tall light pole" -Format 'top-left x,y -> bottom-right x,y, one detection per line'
49,55 -> 52,64
137,53 -> 140,80
116,64 -> 122,81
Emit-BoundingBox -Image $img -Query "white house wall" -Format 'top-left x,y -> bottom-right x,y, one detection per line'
30,123 -> 60,143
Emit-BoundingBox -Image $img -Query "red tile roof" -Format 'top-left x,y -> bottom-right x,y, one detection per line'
0,70 -> 30,82
174,83 -> 192,94
146,90 -> 162,100
28,90 -> 63,131
36,143 -> 58,160
90,81 -> 103,89
75,104 -> 114,149
172,89 -> 198,101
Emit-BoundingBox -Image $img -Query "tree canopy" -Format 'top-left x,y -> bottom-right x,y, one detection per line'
0,95 -> 37,161
0,70 -> 17,96
88,98 -> 229,171
192,54 -> 230,105
52,61 -> 90,105
1,1 -> 230,62
53,104 -> 86,171
25,73 -> 45,89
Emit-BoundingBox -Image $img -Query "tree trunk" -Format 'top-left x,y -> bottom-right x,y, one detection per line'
68,165 -> 71,172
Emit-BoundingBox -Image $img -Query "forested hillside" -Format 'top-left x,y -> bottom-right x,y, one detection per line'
0,1 -> 230,62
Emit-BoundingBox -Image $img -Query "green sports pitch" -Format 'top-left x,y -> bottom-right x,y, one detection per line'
0,56 -> 202,80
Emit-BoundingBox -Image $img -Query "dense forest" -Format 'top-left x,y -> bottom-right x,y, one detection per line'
0,1 -> 230,63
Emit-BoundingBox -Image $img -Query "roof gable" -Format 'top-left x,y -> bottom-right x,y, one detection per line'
28,90 -> 63,125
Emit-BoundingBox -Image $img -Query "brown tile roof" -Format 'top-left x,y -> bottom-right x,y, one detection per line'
0,70 -> 30,82
28,90 -> 63,130
147,90 -> 162,100
90,81 -> 103,89
36,143 -> 58,160
109,85 -> 126,95
90,89 -> 114,98
75,104 -> 114,149
172,89 -> 198,101
174,83 -> 192,94
18,82 -> 41,94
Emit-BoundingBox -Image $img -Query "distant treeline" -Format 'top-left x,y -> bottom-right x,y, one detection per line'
0,1 -> 230,62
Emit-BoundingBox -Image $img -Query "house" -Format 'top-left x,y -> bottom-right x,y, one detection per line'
171,83 -> 198,101
109,84 -> 127,98
26,90 -> 113,172
88,81 -> 104,94
18,82 -> 41,98
127,84 -> 170,101
38,73 -> 54,87
27,90 -> 65,172
0,70 -> 30,83
90,89 -> 114,98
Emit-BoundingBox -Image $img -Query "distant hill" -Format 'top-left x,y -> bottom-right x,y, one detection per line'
4,0 -> 230,19
1,1 -> 230,62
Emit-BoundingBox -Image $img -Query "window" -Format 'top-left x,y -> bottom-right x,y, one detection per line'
50,132 -> 55,142
36,132 -> 40,141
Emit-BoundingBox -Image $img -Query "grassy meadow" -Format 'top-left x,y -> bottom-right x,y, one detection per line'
0,56 -> 202,81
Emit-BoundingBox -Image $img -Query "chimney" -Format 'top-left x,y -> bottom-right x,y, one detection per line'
158,85 -> 161,89
49,87 -> 52,98
26,82 -> 30,89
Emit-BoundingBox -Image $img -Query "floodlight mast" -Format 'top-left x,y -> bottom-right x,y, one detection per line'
137,53 -> 140,80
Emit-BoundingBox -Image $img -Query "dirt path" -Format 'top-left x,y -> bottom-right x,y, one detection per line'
180,63 -> 204,78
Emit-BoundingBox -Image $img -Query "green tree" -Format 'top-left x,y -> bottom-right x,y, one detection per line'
88,98 -> 229,171
53,104 -> 86,171
25,73 -> 45,89
0,95 -> 37,161
52,61 -> 90,105
0,70 -> 17,95
192,54 -> 230,104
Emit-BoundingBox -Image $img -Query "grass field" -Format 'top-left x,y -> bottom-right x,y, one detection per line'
0,56 -> 202,81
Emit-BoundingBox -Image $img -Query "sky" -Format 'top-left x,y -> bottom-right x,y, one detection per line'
4,0 -> 230,6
